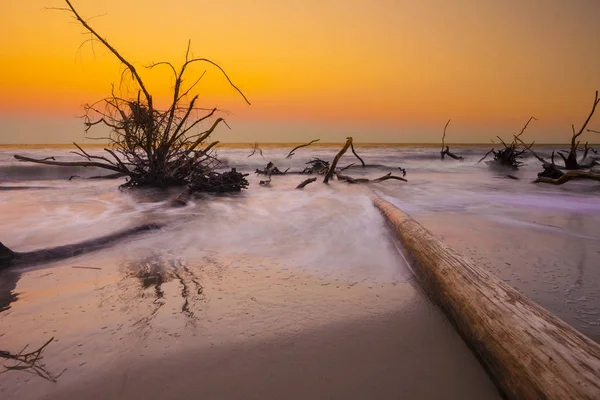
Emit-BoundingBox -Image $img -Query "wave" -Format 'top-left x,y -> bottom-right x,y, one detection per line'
0,165 -> 108,182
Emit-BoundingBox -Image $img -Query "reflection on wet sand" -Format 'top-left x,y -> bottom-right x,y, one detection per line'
115,255 -> 207,327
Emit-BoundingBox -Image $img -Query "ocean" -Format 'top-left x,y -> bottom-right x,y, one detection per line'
1,143 -> 599,398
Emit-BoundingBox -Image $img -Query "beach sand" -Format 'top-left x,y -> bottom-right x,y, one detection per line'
0,250 -> 500,399
414,210 -> 600,343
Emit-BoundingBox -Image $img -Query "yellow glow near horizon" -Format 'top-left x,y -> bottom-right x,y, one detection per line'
1,0 -> 599,143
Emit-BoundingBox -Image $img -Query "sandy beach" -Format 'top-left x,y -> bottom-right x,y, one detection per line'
1,251 -> 500,399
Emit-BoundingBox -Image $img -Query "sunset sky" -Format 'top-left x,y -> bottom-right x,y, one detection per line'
1,0 -> 599,144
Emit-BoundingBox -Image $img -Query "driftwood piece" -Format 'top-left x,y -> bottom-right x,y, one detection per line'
478,117 -> 536,169
335,172 -> 407,184
255,162 -> 287,176
1,223 -> 162,269
324,137 -> 352,183
533,170 -> 600,185
559,91 -> 600,170
514,137 -> 564,179
247,143 -> 264,159
302,158 -> 330,175
286,139 -> 320,159
1,337 -> 63,382
349,142 -> 366,167
372,196 -> 600,400
296,177 -> 317,189
440,119 -> 463,160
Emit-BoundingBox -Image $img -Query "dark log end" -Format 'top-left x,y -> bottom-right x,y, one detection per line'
0,242 -> 15,268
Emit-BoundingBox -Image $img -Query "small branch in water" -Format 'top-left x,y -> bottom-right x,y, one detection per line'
296,177 -> 317,189
340,163 -> 355,172
247,143 -> 264,159
335,171 -> 407,184
286,139 -> 320,159
350,142 -> 366,167
440,120 -> 463,160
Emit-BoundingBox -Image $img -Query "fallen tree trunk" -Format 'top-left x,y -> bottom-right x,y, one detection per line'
372,195 -> 600,400
335,172 -> 407,184
1,223 -> 162,269
534,170 -> 600,185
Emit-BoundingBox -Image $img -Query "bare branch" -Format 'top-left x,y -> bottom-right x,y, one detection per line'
350,142 -> 366,167
324,137 -> 353,184
286,139 -> 320,159
14,155 -> 124,173
63,0 -> 153,109
296,177 -> 317,189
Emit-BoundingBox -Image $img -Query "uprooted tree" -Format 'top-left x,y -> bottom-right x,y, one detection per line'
478,117 -> 537,169
14,0 -> 249,192
554,90 -> 599,170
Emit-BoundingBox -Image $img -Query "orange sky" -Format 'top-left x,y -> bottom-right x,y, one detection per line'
1,0 -> 599,143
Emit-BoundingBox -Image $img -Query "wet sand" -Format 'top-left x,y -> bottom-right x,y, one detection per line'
414,210 -> 600,342
0,250 -> 500,399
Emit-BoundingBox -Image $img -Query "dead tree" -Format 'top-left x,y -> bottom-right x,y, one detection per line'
556,91 -> 600,170
247,143 -> 264,158
14,0 -> 249,192
324,137 -> 353,183
1,337 -> 63,382
286,139 -> 320,159
534,170 -> 600,185
478,117 -> 537,169
514,137 -> 563,180
301,158 -> 330,174
255,162 -> 288,176
440,119 -> 463,161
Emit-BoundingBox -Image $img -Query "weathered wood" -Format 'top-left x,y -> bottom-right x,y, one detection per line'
372,196 -> 600,400
534,170 -> 600,185
296,177 -> 317,189
323,137 -> 352,183
286,139 -> 320,159
1,224 -> 162,269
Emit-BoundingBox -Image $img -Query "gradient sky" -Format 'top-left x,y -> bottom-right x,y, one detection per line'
1,0 -> 599,144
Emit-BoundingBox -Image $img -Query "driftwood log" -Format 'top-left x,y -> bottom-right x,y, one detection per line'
373,195 -> 600,400
296,177 -> 317,189
335,172 -> 407,184
440,119 -> 463,160
323,137 -> 353,183
534,170 -> 600,185
0,224 -> 162,269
